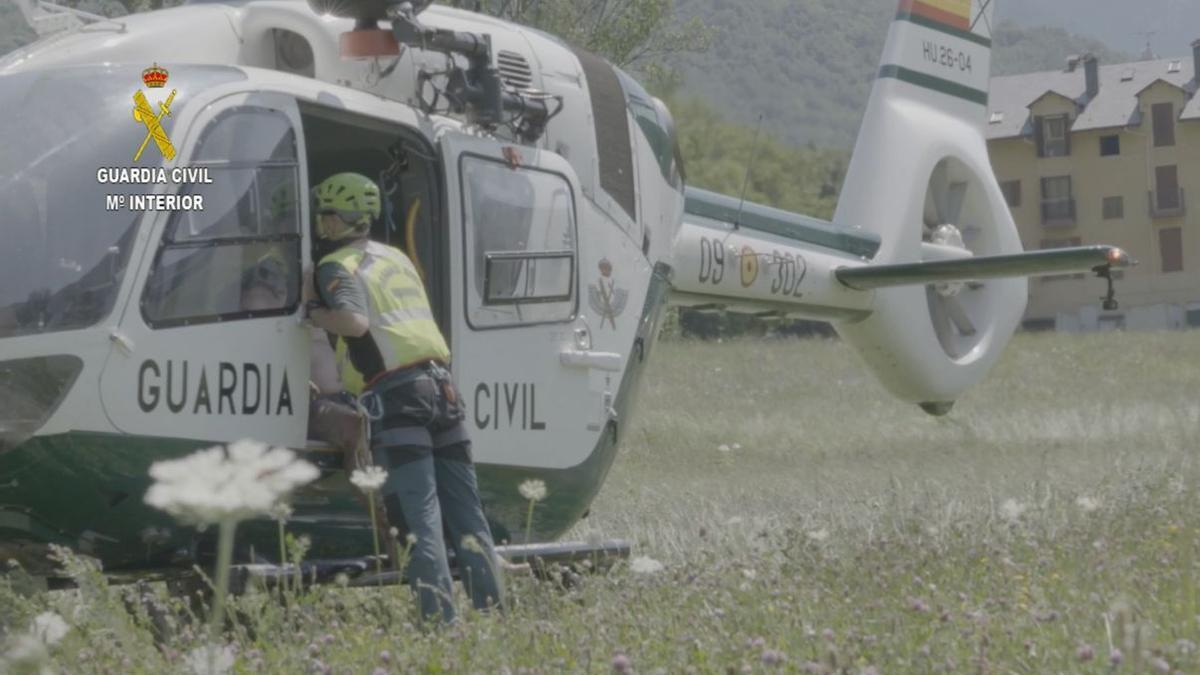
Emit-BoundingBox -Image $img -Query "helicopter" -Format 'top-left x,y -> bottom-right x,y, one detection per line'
0,0 -> 1132,584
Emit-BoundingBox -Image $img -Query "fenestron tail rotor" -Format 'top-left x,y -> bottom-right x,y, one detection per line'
920,158 -> 998,360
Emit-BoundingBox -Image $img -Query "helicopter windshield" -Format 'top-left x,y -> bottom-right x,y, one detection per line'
0,65 -> 243,339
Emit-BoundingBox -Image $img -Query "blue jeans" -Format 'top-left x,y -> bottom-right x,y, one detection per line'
367,364 -> 504,622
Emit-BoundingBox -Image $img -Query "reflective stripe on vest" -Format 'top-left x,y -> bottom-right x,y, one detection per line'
320,241 -> 450,394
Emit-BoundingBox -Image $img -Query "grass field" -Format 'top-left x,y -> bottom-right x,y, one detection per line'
3,331 -> 1200,674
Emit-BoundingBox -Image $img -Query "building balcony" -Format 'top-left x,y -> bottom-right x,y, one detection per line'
1041,198 -> 1076,228
1149,188 -> 1186,218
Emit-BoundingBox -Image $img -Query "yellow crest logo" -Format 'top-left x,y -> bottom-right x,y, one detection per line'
132,63 -> 177,162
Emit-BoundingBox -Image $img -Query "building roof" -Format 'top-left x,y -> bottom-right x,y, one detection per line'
987,57 -> 1198,140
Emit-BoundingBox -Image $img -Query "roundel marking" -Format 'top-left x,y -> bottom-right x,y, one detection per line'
740,246 -> 759,287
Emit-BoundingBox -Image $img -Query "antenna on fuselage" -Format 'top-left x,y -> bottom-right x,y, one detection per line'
733,114 -> 765,231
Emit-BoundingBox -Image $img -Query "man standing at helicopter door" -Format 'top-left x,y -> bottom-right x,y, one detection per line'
303,172 -> 504,623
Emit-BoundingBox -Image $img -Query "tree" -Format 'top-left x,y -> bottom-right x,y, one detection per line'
442,0 -> 710,68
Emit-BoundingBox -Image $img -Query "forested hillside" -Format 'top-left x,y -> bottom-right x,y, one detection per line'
1000,0 -> 1200,58
0,0 -> 1129,216
1,0 -> 1129,153
669,0 -> 1130,147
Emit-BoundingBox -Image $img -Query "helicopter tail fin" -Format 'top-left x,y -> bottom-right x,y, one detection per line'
829,0 -> 1026,407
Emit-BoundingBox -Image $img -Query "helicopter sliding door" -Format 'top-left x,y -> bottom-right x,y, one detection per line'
98,92 -> 312,448
442,134 -> 608,470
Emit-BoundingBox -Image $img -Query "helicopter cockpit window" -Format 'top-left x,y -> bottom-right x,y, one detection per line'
617,71 -> 683,191
461,156 -> 577,329
0,65 -> 243,340
142,108 -> 302,328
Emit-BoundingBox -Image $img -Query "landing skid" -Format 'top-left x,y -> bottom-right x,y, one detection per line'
226,538 -> 632,592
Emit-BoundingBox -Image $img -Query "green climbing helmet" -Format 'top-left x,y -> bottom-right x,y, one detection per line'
311,172 -> 381,240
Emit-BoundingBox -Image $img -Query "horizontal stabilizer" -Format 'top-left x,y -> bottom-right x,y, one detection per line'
835,246 -> 1135,291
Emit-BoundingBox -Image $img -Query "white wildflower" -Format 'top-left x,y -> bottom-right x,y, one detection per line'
629,555 -> 664,574
349,466 -> 388,493
405,533 -> 417,546
806,528 -> 829,543
388,527 -> 399,539
144,439 -> 319,526
717,444 -> 731,453
518,479 -> 547,502
1075,496 -> 1100,513
742,568 -> 757,580
5,634 -> 47,666
29,612 -> 69,646
140,526 -> 170,544
270,502 -> 293,523
184,643 -> 235,675
732,443 -> 742,450
999,498 -> 1027,523
460,534 -> 484,554
726,516 -> 744,526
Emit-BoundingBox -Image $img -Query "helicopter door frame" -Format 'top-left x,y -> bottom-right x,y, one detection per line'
295,101 -> 449,341
441,132 -> 607,470
97,91 -> 313,449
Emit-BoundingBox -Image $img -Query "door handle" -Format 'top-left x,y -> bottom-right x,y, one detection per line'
559,349 -> 622,372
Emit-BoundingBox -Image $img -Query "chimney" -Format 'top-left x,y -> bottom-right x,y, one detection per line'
1193,39 -> 1200,84
1066,55 -> 1080,72
1083,53 -> 1100,99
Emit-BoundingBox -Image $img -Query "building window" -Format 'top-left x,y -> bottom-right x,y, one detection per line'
1151,164 -> 1184,216
1038,115 -> 1070,157
1040,175 -> 1074,225
1000,180 -> 1021,207
1102,196 -> 1124,220
1040,236 -> 1084,280
1152,102 -> 1176,147
1099,135 -> 1120,156
1159,226 -> 1183,273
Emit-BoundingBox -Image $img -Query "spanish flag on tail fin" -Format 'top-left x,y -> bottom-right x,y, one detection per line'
897,0 -> 973,32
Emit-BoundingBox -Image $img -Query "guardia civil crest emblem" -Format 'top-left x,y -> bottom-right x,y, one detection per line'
588,258 -> 628,330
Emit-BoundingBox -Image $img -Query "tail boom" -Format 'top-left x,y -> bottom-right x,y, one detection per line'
668,218 -> 876,323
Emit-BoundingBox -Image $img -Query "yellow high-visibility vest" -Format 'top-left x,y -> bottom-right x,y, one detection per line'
319,241 -> 450,394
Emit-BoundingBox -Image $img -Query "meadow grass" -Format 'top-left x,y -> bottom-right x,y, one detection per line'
2,330 -> 1199,674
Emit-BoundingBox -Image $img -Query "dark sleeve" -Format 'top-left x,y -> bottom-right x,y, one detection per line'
316,262 -> 368,315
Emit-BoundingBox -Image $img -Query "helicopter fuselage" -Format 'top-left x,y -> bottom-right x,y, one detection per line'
0,2 -> 688,574
0,0 -> 1088,578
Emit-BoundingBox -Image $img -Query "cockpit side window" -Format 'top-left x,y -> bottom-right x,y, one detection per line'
461,155 -> 577,329
141,107 -> 302,328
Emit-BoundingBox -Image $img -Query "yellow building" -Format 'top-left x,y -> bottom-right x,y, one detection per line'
987,48 -> 1200,331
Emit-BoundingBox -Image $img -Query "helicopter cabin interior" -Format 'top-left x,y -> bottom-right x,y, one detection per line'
299,103 -> 448,336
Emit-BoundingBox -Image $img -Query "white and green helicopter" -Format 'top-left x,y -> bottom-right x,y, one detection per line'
0,0 -> 1131,583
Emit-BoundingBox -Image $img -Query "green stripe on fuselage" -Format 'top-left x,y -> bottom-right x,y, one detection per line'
877,64 -> 989,106
0,267 -> 673,577
684,188 -> 881,259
